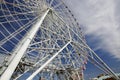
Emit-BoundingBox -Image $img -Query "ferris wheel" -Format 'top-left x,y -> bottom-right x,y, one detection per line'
0,0 -> 119,80
0,0 -> 87,80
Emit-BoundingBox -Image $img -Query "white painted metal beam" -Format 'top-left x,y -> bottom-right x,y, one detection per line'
0,9 -> 50,80
26,41 -> 71,80
50,9 -> 119,80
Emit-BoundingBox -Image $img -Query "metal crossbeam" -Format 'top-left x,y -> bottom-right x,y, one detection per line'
0,9 -> 50,80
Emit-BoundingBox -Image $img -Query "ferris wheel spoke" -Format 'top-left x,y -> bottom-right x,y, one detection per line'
0,0 -> 91,80
0,11 -> 37,18
0,14 -> 42,46
2,0 -> 36,12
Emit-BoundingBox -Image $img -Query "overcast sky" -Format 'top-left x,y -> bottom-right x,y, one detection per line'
64,0 -> 120,60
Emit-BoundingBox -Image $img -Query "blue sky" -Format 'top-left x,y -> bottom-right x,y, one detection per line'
0,0 -> 120,79
64,0 -> 120,79
84,34 -> 120,79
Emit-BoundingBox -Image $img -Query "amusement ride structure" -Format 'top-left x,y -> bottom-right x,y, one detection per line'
0,0 -> 119,80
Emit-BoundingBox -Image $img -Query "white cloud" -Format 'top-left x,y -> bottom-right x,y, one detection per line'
64,0 -> 120,59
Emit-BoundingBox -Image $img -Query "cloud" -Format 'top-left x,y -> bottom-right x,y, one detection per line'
64,0 -> 120,59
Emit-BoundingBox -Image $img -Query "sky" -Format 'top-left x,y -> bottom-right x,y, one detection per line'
64,0 -> 120,79
0,0 -> 120,79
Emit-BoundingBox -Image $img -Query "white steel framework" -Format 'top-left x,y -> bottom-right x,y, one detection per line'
0,0 -> 119,80
0,9 -> 50,80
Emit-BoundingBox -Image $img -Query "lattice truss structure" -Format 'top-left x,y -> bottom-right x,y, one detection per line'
0,0 -> 88,80
0,0 -> 119,80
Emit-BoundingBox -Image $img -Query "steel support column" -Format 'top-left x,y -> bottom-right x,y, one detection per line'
0,9 -> 50,80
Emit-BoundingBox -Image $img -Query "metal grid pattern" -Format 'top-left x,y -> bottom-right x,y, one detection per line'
0,0 -> 87,80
